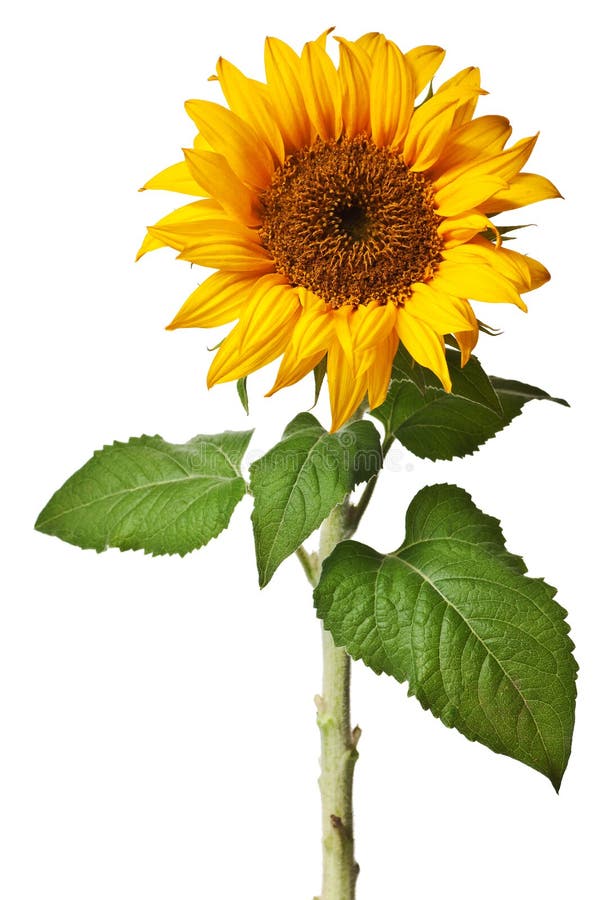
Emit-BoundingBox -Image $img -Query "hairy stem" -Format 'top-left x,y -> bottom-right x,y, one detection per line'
296,544 -> 320,587
348,434 -> 394,532
296,416 -> 389,899
314,500 -> 360,900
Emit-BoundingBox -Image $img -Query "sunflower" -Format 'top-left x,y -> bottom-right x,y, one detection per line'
138,30 -> 559,431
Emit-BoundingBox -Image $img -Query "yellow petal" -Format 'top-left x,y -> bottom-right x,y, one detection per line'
367,330 -> 399,409
148,214 -> 260,255
207,276 -> 300,385
173,221 -> 274,272
480,172 -> 563,214
193,132 -> 213,152
233,277 -> 298,349
336,38 -> 372,137
264,37 -> 312,151
356,347 -> 378,379
437,211 -> 498,249
435,134 -> 538,195
370,39 -> 415,148
454,302 -> 479,366
492,246 -> 537,289
136,199 -> 225,260
215,57 -> 285,164
327,340 -> 369,432
333,304 -> 396,374
437,65 -> 482,94
167,272 -> 258,329
300,40 -> 343,140
405,45 -> 446,95
297,286 -> 326,311
183,149 -> 262,226
404,91 -> 472,171
396,313 -> 451,391
435,175 -> 508,217
407,282 -> 476,333
352,301 -> 397,351
434,260 -> 527,310
267,347 -> 325,395
479,133 -> 540,180
451,97 -> 478,129
434,136 -> 539,216
314,26 -> 335,49
459,242 -> 549,292
520,255 -> 551,291
445,238 -> 533,289
289,302 -> 335,358
140,160 -> 209,197
185,99 -> 273,191
136,232 -> 165,260
436,67 -> 485,126
356,32 -> 387,57
431,115 -> 512,182
333,305 -> 359,368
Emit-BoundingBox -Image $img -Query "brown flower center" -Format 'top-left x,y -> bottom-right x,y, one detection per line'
260,135 -> 443,307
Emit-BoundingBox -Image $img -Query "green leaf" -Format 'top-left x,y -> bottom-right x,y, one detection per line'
236,377 -> 249,415
250,412 -> 382,587
371,346 -> 566,460
315,484 -> 577,789
35,431 -> 253,556
491,376 -> 569,420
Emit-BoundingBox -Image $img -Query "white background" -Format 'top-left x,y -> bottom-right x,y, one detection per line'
2,1 -> 598,897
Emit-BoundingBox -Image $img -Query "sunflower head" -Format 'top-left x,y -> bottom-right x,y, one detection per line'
138,30 -> 559,431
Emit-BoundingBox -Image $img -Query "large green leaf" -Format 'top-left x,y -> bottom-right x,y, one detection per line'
371,346 -> 566,460
315,484 -> 577,789
35,431 -> 253,555
250,413 -> 382,587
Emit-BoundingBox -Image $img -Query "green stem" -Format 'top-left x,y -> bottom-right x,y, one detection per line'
316,628 -> 360,900
295,421 -> 392,899
314,500 -> 360,900
348,434 -> 394,533
296,544 -> 320,587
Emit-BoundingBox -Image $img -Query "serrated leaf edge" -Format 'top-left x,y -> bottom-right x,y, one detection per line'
35,431 -> 254,557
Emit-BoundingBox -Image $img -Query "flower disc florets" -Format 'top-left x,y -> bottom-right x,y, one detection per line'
260,136 -> 443,308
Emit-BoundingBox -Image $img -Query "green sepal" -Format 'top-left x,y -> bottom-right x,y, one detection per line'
481,223 -> 534,243
250,412 -> 382,587
35,431 -> 253,556
237,377 -> 249,415
314,484 -> 577,790
312,355 -> 328,408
